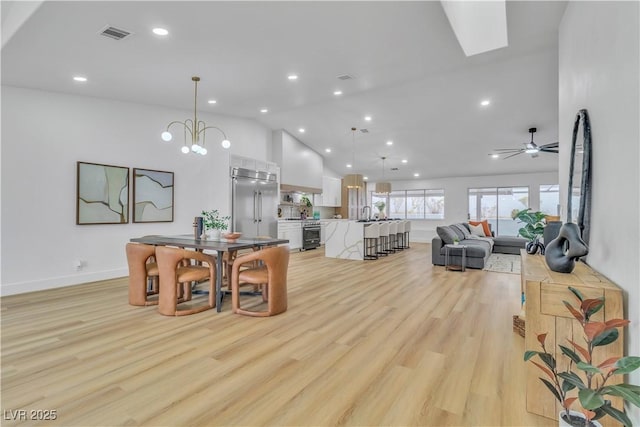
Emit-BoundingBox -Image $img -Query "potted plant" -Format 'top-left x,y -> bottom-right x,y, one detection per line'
201,209 -> 230,240
374,201 -> 386,218
525,286 -> 640,427
453,237 -> 460,245
512,208 -> 547,254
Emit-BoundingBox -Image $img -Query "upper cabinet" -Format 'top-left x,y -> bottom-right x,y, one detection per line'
272,130 -> 323,192
316,176 -> 342,207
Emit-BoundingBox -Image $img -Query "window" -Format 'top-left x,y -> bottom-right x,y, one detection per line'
369,189 -> 445,219
468,187 -> 529,236
539,184 -> 559,216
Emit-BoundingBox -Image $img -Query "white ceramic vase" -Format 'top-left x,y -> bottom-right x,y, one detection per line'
558,410 -> 602,427
208,229 -> 221,241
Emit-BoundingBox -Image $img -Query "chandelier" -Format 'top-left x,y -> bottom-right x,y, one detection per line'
160,76 -> 230,155
375,156 -> 392,194
344,127 -> 364,188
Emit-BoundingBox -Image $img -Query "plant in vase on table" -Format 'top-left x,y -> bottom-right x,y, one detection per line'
201,210 -> 230,240
512,208 -> 546,254
525,286 -> 640,427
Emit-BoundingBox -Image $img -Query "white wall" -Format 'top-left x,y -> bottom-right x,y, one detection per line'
376,171 -> 558,242
559,2 -> 639,422
1,86 -> 272,295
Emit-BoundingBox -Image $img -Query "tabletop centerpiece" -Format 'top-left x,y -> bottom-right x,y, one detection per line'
201,209 -> 230,240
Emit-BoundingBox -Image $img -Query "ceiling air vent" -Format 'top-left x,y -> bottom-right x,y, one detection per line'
99,26 -> 132,41
360,129 -> 369,133
337,74 -> 355,80
391,167 -> 399,171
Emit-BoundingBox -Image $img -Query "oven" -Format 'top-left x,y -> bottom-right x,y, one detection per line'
302,221 -> 321,250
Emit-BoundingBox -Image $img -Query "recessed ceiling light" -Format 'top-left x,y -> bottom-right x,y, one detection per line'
386,140 -> 393,146
298,128 -> 305,133
402,159 -> 408,163
288,74 -> 298,80
346,164 -> 352,168
325,148 -> 331,153
152,28 -> 169,36
208,99 -> 217,104
364,116 -> 372,121
481,99 -> 491,106
73,76 -> 87,82
413,173 -> 420,177
260,108 -> 268,113
491,153 -> 499,158
333,90 -> 342,96
363,176 -> 368,180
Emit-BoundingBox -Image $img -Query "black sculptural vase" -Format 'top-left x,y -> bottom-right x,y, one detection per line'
545,108 -> 592,273
544,223 -> 589,273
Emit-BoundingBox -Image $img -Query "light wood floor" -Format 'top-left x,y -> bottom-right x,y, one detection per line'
1,244 -> 553,426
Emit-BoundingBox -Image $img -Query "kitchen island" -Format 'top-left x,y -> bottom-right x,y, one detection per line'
325,220 -> 367,260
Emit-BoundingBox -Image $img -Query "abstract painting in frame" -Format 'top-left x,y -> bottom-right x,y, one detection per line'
77,161 -> 129,224
133,168 -> 174,223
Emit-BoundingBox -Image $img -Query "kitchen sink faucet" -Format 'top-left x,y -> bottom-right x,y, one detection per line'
362,205 -> 371,221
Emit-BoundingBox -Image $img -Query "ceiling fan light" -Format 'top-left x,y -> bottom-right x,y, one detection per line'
525,148 -> 539,154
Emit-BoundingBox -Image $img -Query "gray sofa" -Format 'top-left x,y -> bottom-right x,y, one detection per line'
431,223 -> 527,269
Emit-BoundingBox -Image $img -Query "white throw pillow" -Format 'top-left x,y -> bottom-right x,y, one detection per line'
470,223 -> 486,237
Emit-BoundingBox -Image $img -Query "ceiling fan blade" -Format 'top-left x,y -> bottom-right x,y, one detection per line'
540,148 -> 559,153
530,152 -> 539,158
541,142 -> 559,149
494,148 -> 523,152
503,152 -> 524,159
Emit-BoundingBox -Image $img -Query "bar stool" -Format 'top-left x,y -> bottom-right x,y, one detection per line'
363,223 -> 379,260
377,222 -> 390,257
395,221 -> 405,251
404,220 -> 411,249
387,221 -> 398,254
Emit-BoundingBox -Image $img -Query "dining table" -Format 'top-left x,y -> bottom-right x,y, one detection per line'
130,234 -> 289,312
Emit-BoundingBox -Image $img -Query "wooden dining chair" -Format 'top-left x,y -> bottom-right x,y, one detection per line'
126,242 -> 160,306
156,246 -> 217,316
230,245 -> 290,317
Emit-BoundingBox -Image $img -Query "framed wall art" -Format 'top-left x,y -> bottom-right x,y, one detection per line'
133,168 -> 174,223
76,161 -> 129,224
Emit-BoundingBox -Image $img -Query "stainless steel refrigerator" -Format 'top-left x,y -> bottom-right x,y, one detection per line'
231,167 -> 278,238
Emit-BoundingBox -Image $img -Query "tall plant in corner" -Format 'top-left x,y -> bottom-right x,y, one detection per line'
525,286 -> 640,426
512,208 -> 547,254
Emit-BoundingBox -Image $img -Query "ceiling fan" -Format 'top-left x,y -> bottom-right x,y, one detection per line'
493,127 -> 559,159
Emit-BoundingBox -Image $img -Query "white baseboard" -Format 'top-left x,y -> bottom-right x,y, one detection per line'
0,268 -> 128,296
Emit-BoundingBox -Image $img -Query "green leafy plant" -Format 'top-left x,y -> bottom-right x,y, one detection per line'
512,208 -> 546,241
524,286 -> 640,426
201,210 -> 230,231
374,201 -> 386,212
300,195 -> 312,208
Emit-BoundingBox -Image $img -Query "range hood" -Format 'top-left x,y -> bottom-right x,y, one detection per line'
280,183 -> 322,194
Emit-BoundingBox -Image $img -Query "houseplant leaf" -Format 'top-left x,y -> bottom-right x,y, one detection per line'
559,344 -> 582,364
524,350 -> 539,361
540,378 -> 563,404
568,339 -> 591,362
568,286 -> 584,302
602,384 -> 640,408
600,403 -> 633,427
539,352 -> 556,370
563,301 -> 584,322
584,322 -> 606,341
592,329 -> 619,347
604,318 -> 630,330
577,361 -> 601,374
614,356 -> 640,374
558,371 -> 586,390
578,388 -> 605,410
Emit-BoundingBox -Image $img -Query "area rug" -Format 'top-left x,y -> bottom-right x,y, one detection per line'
483,253 -> 521,274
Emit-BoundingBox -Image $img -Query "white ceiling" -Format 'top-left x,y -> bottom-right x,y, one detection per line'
1,1 -> 568,181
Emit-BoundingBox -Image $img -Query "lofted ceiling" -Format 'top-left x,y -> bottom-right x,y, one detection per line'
1,1 -> 568,181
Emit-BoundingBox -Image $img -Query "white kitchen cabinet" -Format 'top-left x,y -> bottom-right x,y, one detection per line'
315,176 -> 342,207
277,222 -> 302,251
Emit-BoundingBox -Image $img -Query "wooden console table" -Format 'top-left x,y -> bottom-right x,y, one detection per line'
521,250 -> 624,426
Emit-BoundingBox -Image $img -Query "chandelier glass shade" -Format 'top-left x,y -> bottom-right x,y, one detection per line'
160,76 -> 230,155
375,156 -> 392,194
344,127 -> 364,189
